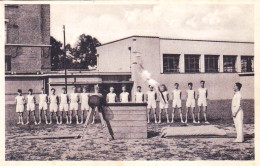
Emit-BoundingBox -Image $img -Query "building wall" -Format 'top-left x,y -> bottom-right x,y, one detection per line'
5,4 -> 51,73
97,36 -> 254,100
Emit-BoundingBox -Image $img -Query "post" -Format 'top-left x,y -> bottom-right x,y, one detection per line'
63,25 -> 67,92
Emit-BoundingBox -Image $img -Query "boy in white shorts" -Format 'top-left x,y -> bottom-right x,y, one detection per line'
70,86 -> 80,124
197,80 -> 209,124
158,84 -> 170,123
80,86 -> 90,124
172,83 -> 184,123
48,88 -> 59,124
38,88 -> 48,124
59,87 -> 69,124
185,83 -> 197,124
120,85 -> 129,103
146,85 -> 157,123
15,89 -> 25,125
135,86 -> 144,103
26,89 -> 37,125
106,86 -> 117,103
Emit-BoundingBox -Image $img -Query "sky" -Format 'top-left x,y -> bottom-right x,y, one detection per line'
50,4 -> 254,46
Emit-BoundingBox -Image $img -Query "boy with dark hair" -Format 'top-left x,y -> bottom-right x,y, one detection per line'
80,86 -> 90,124
38,88 -> 48,124
146,85 -> 157,123
232,82 -> 244,142
172,83 -> 184,123
185,82 -> 197,124
135,86 -> 144,103
59,87 -> 69,124
26,89 -> 37,125
197,80 -> 209,124
48,88 -> 59,124
70,86 -> 80,124
15,89 -> 25,125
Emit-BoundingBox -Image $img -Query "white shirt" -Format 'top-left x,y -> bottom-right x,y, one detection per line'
135,92 -> 144,103
173,89 -> 181,100
159,91 -> 169,103
120,92 -> 129,103
49,95 -> 58,104
107,93 -> 116,103
198,88 -> 207,100
60,94 -> 68,104
187,90 -> 195,100
80,93 -> 90,105
70,93 -> 79,103
147,91 -> 156,102
16,95 -> 25,105
39,94 -> 48,103
27,95 -> 35,104
232,91 -> 242,113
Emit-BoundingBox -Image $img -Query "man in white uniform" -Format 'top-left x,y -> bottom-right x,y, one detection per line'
26,89 -> 37,125
185,83 -> 197,124
59,87 -> 69,124
135,86 -> 144,103
197,80 -> 209,124
38,88 -> 48,124
70,86 -> 80,124
146,85 -> 157,123
106,86 -> 117,103
48,88 -> 59,124
15,89 -> 25,125
172,83 -> 184,123
120,86 -> 129,103
80,86 -> 90,124
232,82 -> 244,143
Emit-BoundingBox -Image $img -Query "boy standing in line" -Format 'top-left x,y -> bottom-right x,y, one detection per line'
232,82 -> 244,143
185,83 -> 197,124
70,86 -> 80,124
80,86 -> 90,124
158,84 -> 170,124
48,88 -> 59,124
120,85 -> 130,103
135,86 -> 144,103
59,87 -> 69,124
146,85 -> 157,123
172,83 -> 184,123
197,80 -> 209,124
15,89 -> 25,125
106,86 -> 117,103
26,89 -> 37,125
38,88 -> 48,124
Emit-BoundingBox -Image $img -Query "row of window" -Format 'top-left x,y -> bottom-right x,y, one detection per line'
163,54 -> 254,73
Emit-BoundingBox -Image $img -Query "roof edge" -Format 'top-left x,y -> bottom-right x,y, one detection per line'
97,35 -> 254,47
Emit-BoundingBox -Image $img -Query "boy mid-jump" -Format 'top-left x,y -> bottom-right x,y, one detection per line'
197,80 -> 209,124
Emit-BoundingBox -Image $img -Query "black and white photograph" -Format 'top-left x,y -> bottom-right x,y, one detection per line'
3,1 -> 255,162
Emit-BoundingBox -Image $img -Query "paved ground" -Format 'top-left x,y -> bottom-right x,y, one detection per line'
5,121 -> 254,160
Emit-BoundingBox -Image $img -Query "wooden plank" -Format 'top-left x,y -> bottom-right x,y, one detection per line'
107,106 -> 147,111
113,132 -> 147,139
109,120 -> 147,127
19,134 -> 80,140
111,126 -> 147,133
105,109 -> 147,115
106,114 -> 147,121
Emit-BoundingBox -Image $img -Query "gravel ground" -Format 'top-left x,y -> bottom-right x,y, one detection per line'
5,121 -> 254,160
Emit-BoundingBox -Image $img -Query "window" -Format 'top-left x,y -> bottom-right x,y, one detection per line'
5,56 -> 11,71
241,56 -> 254,72
163,54 -> 180,73
5,19 -> 9,43
185,54 -> 200,73
223,56 -> 237,72
205,55 -> 219,73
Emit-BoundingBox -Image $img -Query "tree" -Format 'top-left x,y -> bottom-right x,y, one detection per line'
50,36 -> 63,69
73,34 -> 101,69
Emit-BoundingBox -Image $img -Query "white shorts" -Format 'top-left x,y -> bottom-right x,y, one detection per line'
147,101 -> 156,109
16,104 -> 24,113
172,100 -> 182,108
60,103 -> 69,111
197,98 -> 207,107
186,99 -> 195,108
81,103 -> 90,111
39,102 -> 48,111
160,102 -> 169,109
70,103 -> 79,111
27,103 -> 35,111
50,103 -> 58,112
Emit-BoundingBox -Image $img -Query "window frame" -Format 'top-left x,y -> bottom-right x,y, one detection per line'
162,54 -> 180,73
241,56 -> 254,72
204,55 -> 219,73
184,54 -> 200,73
